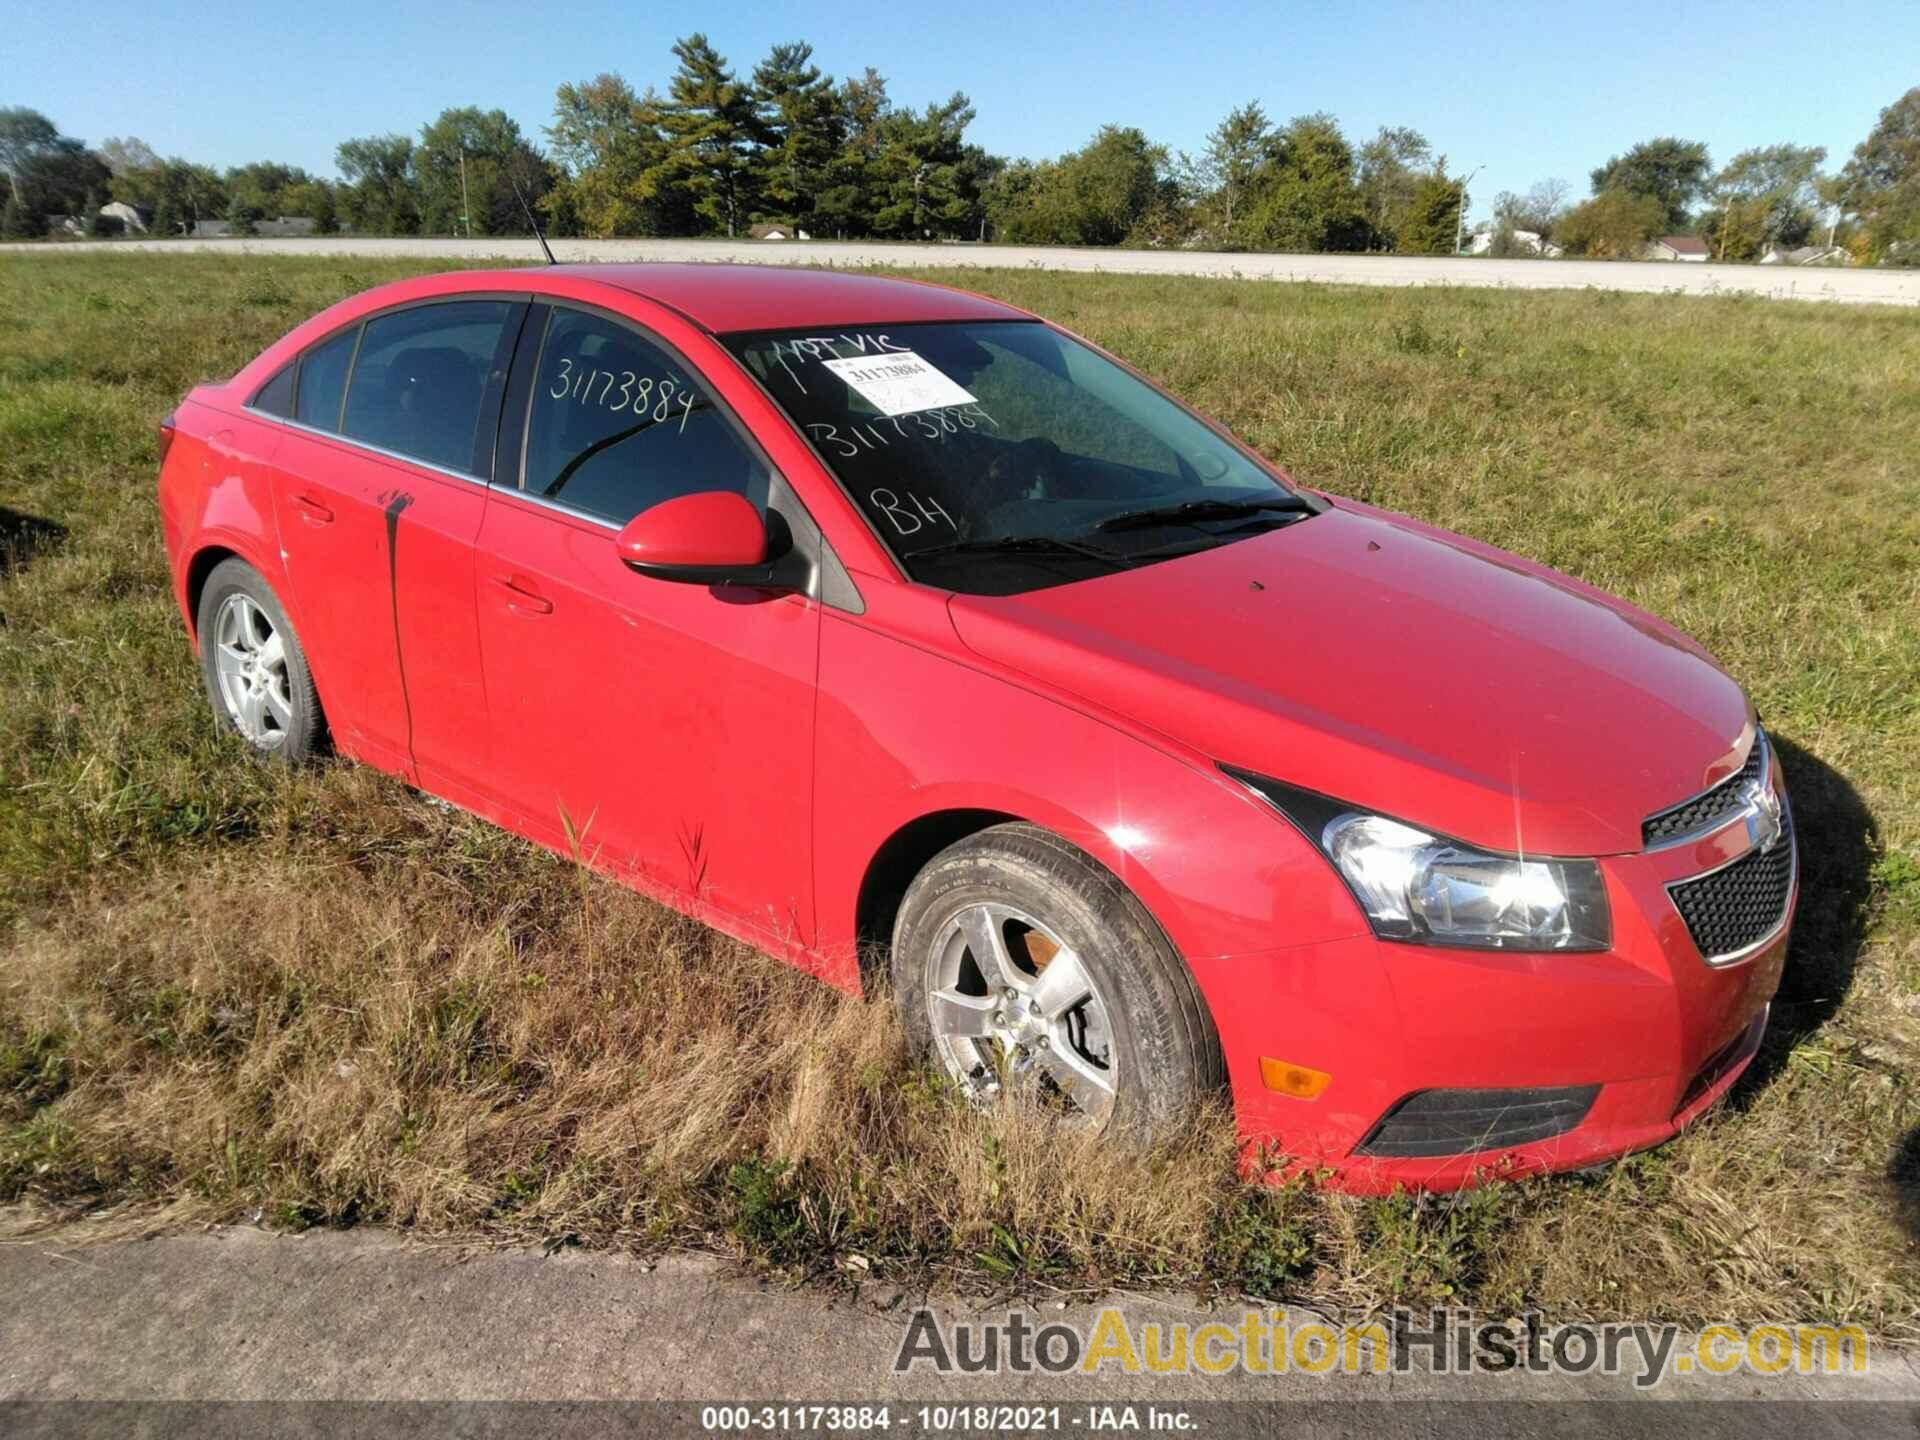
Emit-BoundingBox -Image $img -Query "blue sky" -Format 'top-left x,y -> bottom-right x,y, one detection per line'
11,0 -> 1914,222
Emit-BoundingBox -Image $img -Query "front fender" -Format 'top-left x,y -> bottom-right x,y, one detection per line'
813,602 -> 1367,972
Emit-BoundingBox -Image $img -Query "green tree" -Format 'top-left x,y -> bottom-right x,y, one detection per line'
224,187 -> 259,236
547,73 -> 680,236
751,41 -> 842,230
98,135 -> 160,178
1590,137 -> 1711,229
992,125 -> 1168,246
866,93 -> 983,239
1702,144 -> 1825,260
0,107 -> 58,202
640,33 -> 760,236
1356,125 -> 1432,249
280,177 -> 339,233
336,134 -> 419,234
0,110 -> 110,219
0,189 -> 36,238
1395,168 -> 1464,254
225,161 -> 309,220
1836,87 -> 1920,263
1556,189 -> 1666,258
814,68 -> 892,237
1239,113 -> 1368,252
1188,101 -> 1271,240
416,108 -> 547,236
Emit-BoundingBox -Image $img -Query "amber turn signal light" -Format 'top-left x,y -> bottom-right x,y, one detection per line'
1260,1057 -> 1331,1099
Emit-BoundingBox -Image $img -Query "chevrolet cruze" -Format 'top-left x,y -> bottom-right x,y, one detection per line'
157,265 -> 1796,1190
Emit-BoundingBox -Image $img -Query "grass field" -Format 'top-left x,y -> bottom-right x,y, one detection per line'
1,253 -> 1917,1332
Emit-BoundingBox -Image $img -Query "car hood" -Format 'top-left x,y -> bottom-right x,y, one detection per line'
946,497 -> 1754,856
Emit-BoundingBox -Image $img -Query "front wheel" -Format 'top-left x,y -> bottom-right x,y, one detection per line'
195,557 -> 327,761
891,823 -> 1224,1141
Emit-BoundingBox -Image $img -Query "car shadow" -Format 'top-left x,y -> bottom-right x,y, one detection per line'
1724,730 -> 1874,1104
1889,1125 -> 1920,1243
0,506 -> 67,578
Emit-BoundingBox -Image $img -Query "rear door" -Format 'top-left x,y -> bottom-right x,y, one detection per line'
472,302 -> 820,947
261,297 -> 526,785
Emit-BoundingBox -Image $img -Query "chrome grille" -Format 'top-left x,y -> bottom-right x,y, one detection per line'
1667,809 -> 1795,964
1643,732 -> 1769,848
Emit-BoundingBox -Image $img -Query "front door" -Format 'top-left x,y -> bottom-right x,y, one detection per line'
474,303 -> 820,950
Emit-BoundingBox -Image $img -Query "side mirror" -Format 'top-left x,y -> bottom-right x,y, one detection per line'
617,491 -> 797,590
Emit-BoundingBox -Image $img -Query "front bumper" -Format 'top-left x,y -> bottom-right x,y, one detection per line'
1193,766 -> 1796,1193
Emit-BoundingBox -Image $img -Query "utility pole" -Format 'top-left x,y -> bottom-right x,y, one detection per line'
459,150 -> 471,238
1453,165 -> 1484,256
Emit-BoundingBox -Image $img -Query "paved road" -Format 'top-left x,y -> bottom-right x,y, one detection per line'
6,235 -> 1915,307
0,1225 -> 1912,1438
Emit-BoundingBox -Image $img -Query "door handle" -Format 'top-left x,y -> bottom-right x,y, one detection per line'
490,575 -> 553,615
290,492 -> 334,524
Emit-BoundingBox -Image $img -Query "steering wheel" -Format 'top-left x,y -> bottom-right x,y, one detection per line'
987,436 -> 1067,502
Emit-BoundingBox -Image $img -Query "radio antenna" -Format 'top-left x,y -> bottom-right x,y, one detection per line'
510,169 -> 557,266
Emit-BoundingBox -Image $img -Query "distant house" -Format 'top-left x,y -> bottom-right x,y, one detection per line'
100,201 -> 147,234
1646,235 -> 1710,262
188,216 -> 316,239
1466,227 -> 1564,258
748,222 -> 809,241
1759,244 -> 1848,267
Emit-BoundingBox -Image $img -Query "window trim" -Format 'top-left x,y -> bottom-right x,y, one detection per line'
501,298 -> 788,533
493,298 -> 861,611
299,323 -> 362,434
243,290 -> 535,480
250,360 -> 298,419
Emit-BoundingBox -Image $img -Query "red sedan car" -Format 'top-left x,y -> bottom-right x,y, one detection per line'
157,265 -> 1794,1190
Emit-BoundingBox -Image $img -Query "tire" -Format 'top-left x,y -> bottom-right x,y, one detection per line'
195,557 -> 327,762
891,823 -> 1224,1142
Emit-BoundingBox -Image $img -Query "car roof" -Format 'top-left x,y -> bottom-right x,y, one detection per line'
535,263 -> 1033,334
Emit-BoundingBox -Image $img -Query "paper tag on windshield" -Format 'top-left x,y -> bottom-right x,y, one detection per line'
821,350 -> 977,416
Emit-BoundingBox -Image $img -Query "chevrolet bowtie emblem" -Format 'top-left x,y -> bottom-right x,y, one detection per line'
1741,778 -> 1784,855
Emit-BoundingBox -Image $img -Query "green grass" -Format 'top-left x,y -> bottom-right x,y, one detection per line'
1,253 -> 1917,1331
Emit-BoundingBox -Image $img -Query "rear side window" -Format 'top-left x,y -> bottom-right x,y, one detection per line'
342,301 -> 517,474
520,307 -> 768,525
295,328 -> 358,432
252,363 -> 295,418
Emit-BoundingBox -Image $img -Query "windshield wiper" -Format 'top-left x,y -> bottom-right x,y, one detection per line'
910,534 -> 1136,567
544,402 -> 713,499
1095,495 -> 1315,533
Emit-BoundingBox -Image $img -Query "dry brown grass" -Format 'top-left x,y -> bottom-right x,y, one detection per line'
3,764 -> 1912,1330
2,770 -> 1250,1285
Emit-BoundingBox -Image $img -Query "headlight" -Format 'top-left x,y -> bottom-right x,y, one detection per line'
1224,768 -> 1611,952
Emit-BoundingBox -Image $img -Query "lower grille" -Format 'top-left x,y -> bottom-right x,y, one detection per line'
1667,816 -> 1795,964
1354,1085 -> 1601,1158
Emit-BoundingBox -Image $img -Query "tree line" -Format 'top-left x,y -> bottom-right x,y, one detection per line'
3,37 -> 1916,265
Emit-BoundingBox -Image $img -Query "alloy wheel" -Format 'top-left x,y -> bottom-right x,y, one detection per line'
924,901 -> 1118,1125
212,592 -> 294,749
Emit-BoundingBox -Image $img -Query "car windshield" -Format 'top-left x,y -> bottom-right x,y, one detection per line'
723,321 -> 1314,595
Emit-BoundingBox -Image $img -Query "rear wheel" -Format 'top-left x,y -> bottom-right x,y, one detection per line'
891,823 -> 1223,1141
196,557 -> 326,762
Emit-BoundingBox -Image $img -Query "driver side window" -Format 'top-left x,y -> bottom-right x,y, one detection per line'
521,308 -> 768,525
